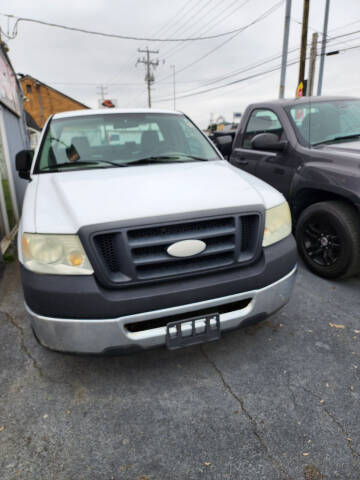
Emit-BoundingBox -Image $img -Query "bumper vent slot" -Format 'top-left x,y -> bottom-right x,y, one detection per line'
125,297 -> 252,332
94,234 -> 122,273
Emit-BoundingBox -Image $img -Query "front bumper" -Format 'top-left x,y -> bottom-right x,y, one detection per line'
26,266 -> 297,354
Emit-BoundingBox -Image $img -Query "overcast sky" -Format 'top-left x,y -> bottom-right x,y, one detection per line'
1,0 -> 360,128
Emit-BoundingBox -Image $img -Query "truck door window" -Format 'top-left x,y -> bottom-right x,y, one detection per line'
243,109 -> 283,149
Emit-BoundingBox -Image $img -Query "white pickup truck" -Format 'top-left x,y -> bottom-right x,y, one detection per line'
16,109 -> 297,354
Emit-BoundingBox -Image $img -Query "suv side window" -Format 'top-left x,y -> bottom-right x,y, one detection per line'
242,109 -> 283,149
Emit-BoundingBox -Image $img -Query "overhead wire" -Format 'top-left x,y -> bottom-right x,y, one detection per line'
153,33 -> 360,105
154,58 -> 300,103
156,0 -> 216,46
156,0 -> 285,84
0,11 -> 276,42
4,4 -> 359,108
104,0 -> 205,86
323,42 -> 360,55
148,0 -> 196,39
111,0 -> 259,104
157,22 -> 360,98
322,17 -> 360,34
159,0 -> 249,60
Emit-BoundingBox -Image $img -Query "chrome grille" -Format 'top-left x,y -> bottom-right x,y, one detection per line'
91,213 -> 261,286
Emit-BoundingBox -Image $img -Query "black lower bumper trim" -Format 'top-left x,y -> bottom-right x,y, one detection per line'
21,235 -> 297,319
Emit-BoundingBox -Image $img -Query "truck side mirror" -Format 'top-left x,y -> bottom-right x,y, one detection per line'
251,133 -> 287,152
215,134 -> 233,157
16,150 -> 34,180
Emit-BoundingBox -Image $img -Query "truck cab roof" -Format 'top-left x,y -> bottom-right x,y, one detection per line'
247,96 -> 358,110
52,108 -> 182,120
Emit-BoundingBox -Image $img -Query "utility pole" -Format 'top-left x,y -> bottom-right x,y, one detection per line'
170,65 -> 176,110
317,0 -> 330,96
308,32 -> 318,96
96,84 -> 108,102
137,47 -> 159,108
279,0 -> 292,99
298,0 -> 310,91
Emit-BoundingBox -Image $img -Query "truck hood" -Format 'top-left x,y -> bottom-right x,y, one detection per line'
31,161 -> 283,233
310,141 -> 360,180
315,140 -> 360,168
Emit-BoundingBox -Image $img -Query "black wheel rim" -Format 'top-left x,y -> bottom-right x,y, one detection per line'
302,215 -> 342,267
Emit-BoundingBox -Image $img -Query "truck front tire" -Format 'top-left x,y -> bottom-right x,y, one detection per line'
295,201 -> 360,279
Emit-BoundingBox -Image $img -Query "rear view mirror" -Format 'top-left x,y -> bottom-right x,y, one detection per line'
214,134 -> 233,157
16,149 -> 34,180
112,119 -> 140,129
251,133 -> 288,152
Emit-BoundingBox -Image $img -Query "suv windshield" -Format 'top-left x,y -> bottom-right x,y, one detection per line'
36,112 -> 220,172
287,99 -> 360,146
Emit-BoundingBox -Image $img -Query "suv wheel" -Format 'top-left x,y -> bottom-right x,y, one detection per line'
295,201 -> 360,279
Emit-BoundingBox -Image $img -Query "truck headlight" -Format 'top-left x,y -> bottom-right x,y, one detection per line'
262,202 -> 292,247
22,233 -> 93,275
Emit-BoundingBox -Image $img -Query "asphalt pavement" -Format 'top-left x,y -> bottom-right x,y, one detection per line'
0,261 -> 359,480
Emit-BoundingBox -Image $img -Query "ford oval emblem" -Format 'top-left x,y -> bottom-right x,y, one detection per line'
167,239 -> 206,258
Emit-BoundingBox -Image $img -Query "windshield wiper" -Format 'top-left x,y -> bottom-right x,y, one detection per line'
179,154 -> 210,161
41,160 -> 125,170
42,155 -> 211,171
123,154 -> 209,166
314,133 -> 360,146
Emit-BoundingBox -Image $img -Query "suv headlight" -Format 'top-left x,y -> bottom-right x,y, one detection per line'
22,233 -> 93,275
262,202 -> 292,247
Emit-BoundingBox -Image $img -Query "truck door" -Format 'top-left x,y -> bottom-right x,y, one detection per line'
230,108 -> 294,198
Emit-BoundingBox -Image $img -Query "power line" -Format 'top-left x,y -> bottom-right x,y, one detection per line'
45,81 -> 193,86
154,58 -> 300,103
320,28 -> 360,44
149,0 -> 195,39
193,42 -> 303,88
104,0 -> 200,85
326,43 -> 360,54
198,33 -> 316,89
161,0 -> 252,61
134,0 -> 211,71
321,17 -> 360,34
0,11 -> 280,42
159,0 -> 243,59
157,0 -> 285,83
157,0 -> 216,48
154,33 -> 360,104
44,46 -> 300,94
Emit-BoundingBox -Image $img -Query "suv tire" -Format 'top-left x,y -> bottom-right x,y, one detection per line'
295,200 -> 360,279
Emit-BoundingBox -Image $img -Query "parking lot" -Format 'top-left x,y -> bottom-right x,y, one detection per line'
0,261 -> 359,480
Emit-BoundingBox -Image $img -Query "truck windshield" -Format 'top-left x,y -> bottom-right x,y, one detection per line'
287,99 -> 360,146
36,113 -> 220,172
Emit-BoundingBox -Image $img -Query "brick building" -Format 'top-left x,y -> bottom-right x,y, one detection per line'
19,75 -> 89,128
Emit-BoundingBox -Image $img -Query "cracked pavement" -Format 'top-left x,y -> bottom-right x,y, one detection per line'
0,262 -> 359,479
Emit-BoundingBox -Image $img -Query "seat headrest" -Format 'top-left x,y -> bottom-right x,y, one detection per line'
70,136 -> 90,151
141,131 -> 160,149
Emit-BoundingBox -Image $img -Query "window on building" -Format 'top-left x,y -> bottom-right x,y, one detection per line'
26,84 -> 32,94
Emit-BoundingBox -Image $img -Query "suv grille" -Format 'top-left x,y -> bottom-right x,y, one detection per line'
91,214 -> 261,286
